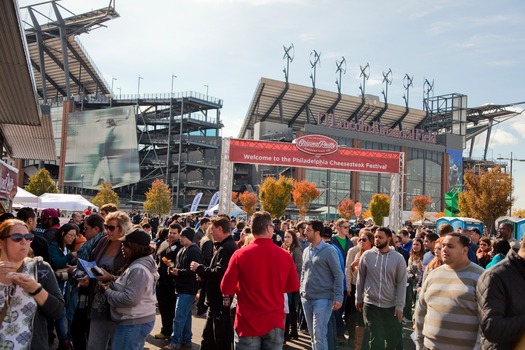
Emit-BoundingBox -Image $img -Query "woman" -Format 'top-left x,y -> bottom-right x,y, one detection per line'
486,239 -> 511,269
406,238 -> 425,319
349,229 -> 374,350
100,228 -> 158,350
282,229 -> 302,341
0,219 -> 64,350
236,227 -> 251,249
49,223 -> 79,350
85,211 -> 130,350
476,237 -> 492,268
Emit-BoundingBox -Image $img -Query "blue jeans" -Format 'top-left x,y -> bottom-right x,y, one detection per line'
171,293 -> 195,346
301,298 -> 333,350
234,327 -> 284,350
111,321 -> 154,350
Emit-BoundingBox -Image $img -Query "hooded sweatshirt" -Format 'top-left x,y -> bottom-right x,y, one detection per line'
105,254 -> 159,325
356,246 -> 407,311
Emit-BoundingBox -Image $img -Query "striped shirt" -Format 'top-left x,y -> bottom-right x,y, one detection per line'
414,262 -> 484,350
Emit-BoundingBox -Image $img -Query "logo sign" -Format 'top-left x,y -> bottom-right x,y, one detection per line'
295,135 -> 339,155
355,202 -> 362,216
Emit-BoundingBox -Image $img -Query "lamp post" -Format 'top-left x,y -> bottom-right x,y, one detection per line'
137,75 -> 143,98
110,77 -> 117,107
204,84 -> 209,99
496,152 -> 525,216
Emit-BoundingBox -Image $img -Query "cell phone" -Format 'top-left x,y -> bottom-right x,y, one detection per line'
91,266 -> 104,277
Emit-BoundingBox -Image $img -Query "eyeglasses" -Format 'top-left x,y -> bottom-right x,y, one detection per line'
5,233 -> 35,243
359,238 -> 368,242
342,226 -> 349,229
104,224 -> 117,232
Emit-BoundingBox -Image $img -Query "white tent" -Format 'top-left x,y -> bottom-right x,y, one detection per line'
13,187 -> 39,207
38,193 -> 97,211
205,202 -> 246,218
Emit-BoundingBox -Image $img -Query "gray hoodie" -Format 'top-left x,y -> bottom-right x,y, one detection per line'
105,254 -> 159,325
356,246 -> 407,311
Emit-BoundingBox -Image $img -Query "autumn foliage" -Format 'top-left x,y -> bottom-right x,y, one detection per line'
92,181 -> 120,208
143,179 -> 171,215
459,166 -> 511,234
25,168 -> 59,196
259,176 -> 294,219
369,193 -> 390,226
239,191 -> 258,217
292,180 -> 321,218
412,195 -> 432,221
338,199 -> 355,220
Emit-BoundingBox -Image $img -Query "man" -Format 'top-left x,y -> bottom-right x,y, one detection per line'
17,207 -> 50,262
150,213 -> 160,237
301,220 -> 344,350
194,217 -> 210,244
497,222 -> 520,251
231,221 -> 245,242
477,237 -> 525,349
331,219 -> 353,344
141,222 -> 152,237
437,223 -> 454,237
272,219 -> 284,247
166,228 -> 202,350
414,233 -> 484,350
460,228 -> 478,263
155,222 -> 182,340
99,203 -> 118,219
296,221 -> 309,250
71,212 -> 82,225
221,211 -> 299,349
421,233 -> 439,272
470,228 -> 481,251
399,229 -> 412,255
356,227 -> 407,350
41,208 -> 61,242
190,217 -> 238,350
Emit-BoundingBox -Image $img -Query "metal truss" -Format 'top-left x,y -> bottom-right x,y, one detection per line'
388,152 -> 404,231
218,138 -> 233,216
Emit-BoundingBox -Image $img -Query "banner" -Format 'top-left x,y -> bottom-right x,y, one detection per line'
0,160 -> 18,201
190,192 -> 203,212
229,137 -> 400,174
208,191 -> 219,209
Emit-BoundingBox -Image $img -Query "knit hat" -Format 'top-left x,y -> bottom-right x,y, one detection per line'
180,227 -> 195,242
119,228 -> 151,246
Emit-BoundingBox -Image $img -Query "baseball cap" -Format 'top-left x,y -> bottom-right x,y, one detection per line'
41,208 -> 58,219
119,228 -> 151,246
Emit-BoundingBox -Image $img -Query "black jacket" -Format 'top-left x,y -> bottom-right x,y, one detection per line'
477,252 -> 525,349
175,243 -> 202,295
331,235 -> 353,267
196,235 -> 237,310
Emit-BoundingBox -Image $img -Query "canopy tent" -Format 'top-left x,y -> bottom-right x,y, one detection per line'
205,202 -> 246,218
13,187 -> 39,207
38,193 -> 97,211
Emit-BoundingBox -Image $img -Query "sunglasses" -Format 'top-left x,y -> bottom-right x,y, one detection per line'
6,233 -> 35,243
342,226 -> 350,229
104,224 -> 118,232
359,238 -> 368,242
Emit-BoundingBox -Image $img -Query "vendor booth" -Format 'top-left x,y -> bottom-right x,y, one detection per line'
38,193 -> 97,211
13,187 -> 39,208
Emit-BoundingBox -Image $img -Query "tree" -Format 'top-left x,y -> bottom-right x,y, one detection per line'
369,193 -> 390,226
412,195 -> 432,221
92,181 -> 120,208
259,175 -> 294,219
459,166 -> 512,234
338,198 -> 355,220
292,180 -> 321,218
25,168 -> 58,196
239,191 -> 258,217
362,209 -> 372,220
143,179 -> 171,215
512,208 -> 525,218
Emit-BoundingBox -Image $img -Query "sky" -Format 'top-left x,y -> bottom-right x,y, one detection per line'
19,0 -> 525,210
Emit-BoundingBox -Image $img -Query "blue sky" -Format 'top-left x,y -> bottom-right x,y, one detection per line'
20,0 -> 525,210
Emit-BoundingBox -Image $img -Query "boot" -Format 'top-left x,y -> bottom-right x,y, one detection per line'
354,326 -> 365,350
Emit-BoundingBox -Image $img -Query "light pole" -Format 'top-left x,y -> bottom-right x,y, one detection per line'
204,84 -> 209,99
110,77 -> 117,107
137,75 -> 143,98
497,152 -> 525,216
166,74 -> 177,185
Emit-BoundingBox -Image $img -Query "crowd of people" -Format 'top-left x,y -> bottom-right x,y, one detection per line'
0,205 -> 524,350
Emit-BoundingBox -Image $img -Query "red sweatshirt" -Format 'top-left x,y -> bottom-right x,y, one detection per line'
221,238 -> 300,336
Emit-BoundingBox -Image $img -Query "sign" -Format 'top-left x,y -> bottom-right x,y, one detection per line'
207,191 -> 219,210
355,202 -> 362,216
190,192 -> 203,212
229,138 -> 401,174
317,112 -> 437,144
0,160 -> 18,201
294,135 -> 338,155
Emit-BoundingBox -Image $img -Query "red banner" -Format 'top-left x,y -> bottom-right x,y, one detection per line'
229,138 -> 400,174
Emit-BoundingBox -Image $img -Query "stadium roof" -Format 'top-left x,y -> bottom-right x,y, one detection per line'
0,0 -> 56,160
239,77 -> 427,138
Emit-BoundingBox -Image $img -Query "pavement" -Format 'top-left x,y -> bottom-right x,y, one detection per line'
143,306 -> 416,350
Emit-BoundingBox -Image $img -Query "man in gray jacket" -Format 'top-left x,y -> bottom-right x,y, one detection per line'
356,226 -> 407,349
300,220 -> 344,350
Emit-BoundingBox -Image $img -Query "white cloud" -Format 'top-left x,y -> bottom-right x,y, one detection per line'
490,129 -> 519,146
426,21 -> 454,35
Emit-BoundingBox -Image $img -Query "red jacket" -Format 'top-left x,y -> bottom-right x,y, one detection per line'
221,238 -> 300,336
